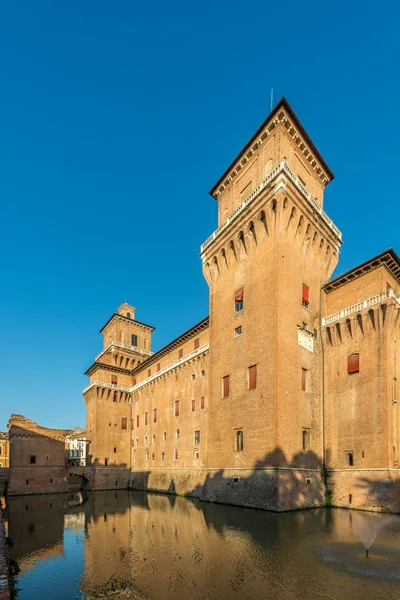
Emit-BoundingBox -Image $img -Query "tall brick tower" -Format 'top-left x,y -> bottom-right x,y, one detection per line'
200,98 -> 342,510
83,303 -> 154,487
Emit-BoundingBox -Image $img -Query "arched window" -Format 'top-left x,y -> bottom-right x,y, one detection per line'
236,430 -> 244,452
127,312 -> 131,319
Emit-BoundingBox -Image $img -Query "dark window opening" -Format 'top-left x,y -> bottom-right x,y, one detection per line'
26,479 -> 29,485
114,447 -> 117,453
175,400 -> 180,417
349,494 -> 352,504
347,452 -> 354,466
302,368 -> 307,392
201,396 -> 205,409
121,418 -> 127,430
29,455 -> 36,464
236,430 -> 244,452
235,325 -> 242,337
131,334 -> 138,346
302,429 -> 310,451
194,430 -> 200,444
105,458 -> 108,466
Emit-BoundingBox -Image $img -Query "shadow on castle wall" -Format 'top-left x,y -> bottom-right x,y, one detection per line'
129,447 -> 325,512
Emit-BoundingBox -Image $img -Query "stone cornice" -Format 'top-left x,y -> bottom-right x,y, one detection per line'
322,288 -> 400,326
100,313 -> 155,335
324,248 -> 400,292
210,97 -> 333,199
84,362 -> 132,377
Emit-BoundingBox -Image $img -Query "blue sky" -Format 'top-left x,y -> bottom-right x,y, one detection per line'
0,1 -> 399,430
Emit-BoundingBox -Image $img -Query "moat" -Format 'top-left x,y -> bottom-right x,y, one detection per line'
4,490 -> 400,599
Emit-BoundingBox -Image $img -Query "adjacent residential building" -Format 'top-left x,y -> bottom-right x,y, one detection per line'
66,428 -> 88,467
0,432 -> 9,468
83,98 -> 400,512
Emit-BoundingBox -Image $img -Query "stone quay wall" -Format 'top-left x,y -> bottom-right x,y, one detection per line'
129,467 -> 325,512
0,512 -> 10,600
327,469 -> 400,512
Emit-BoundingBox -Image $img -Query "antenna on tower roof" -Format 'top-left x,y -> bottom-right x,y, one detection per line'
270,87 -> 274,112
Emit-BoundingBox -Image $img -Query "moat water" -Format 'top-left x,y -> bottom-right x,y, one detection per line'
5,489 -> 400,599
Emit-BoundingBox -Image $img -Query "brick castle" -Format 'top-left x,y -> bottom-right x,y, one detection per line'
82,98 -> 400,512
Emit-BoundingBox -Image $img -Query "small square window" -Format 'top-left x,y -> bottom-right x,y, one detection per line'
29,455 -> 36,464
234,326 -> 242,337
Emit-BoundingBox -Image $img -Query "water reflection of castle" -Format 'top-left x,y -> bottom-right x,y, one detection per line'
6,491 -> 400,599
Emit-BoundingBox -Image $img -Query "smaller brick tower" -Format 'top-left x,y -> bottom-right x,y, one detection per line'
84,303 -> 154,489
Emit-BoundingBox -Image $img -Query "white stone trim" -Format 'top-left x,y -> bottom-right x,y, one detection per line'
201,159 -> 341,256
83,343 -> 209,396
95,341 -> 153,362
322,288 -> 400,326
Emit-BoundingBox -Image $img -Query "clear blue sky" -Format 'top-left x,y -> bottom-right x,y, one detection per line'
0,1 -> 399,431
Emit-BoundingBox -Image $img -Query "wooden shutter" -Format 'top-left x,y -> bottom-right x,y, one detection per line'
194,338 -> 200,350
111,375 -> 118,384
153,409 -> 157,423
201,396 -> 205,409
302,284 -> 309,305
192,399 -> 196,412
348,354 -> 360,374
235,288 -> 244,302
145,412 -> 148,425
179,348 -> 183,359
121,418 -> 127,430
175,401 -> 179,416
148,369 -> 151,377
136,415 -> 140,428
249,365 -> 257,390
223,375 -> 230,397
157,363 -> 161,372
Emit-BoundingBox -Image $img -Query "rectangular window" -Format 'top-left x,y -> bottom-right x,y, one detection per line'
157,363 -> 161,372
111,375 -> 118,384
194,430 -> 200,444
145,412 -> 148,425
153,408 -> 157,423
136,415 -> 140,428
175,448 -> 179,460
133,377 -> 137,385
302,284 -> 309,307
201,370 -> 205,378
301,368 -> 307,392
29,455 -> 36,464
105,458 -> 108,466
175,400 -> 180,417
235,288 -> 244,312
148,369 -> 151,377
236,430 -> 244,452
348,354 -> 360,374
131,334 -> 138,346
179,348 -> 183,359
234,325 -> 242,337
161,452 -> 165,460
176,429 -> 180,439
163,431 -> 167,441
248,365 -> 257,389
192,399 -> 196,412
194,338 -> 200,350
302,429 -> 310,451
201,396 -> 205,409
223,375 -> 230,398
121,418 -> 127,430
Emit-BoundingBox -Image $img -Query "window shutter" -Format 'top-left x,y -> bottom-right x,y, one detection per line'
302,284 -> 309,305
248,365 -> 257,389
145,412 -> 148,425
179,349 -> 183,359
148,369 -> 151,377
348,354 -> 360,374
136,415 -> 140,428
201,396 -> 205,409
157,363 -> 161,372
235,288 -> 244,302
111,375 -> 118,384
194,338 -> 200,350
121,418 -> 127,430
223,375 -> 230,397
153,409 -> 157,423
